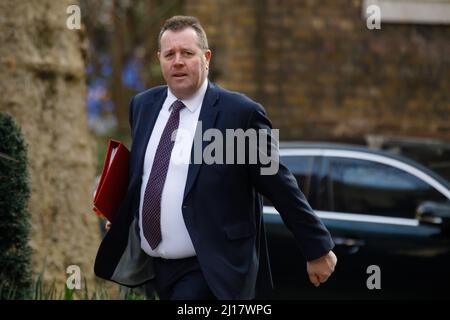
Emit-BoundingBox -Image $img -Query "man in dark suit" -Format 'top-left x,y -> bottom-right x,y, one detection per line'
95,15 -> 336,300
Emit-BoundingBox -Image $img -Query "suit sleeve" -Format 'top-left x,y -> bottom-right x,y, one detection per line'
246,105 -> 334,261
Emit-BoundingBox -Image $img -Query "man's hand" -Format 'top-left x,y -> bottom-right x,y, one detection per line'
306,250 -> 337,287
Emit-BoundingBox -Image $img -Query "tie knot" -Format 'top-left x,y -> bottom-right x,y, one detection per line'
171,100 -> 185,114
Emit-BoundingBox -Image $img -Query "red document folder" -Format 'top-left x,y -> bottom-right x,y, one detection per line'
93,139 -> 130,222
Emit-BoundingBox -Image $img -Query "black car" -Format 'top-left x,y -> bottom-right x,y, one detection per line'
263,142 -> 450,299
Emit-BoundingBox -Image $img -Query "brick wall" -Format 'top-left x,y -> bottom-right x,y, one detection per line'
186,0 -> 450,142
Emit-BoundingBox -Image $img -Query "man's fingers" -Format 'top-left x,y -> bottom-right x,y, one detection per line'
319,274 -> 329,283
309,272 -> 330,286
309,273 -> 321,287
306,250 -> 337,287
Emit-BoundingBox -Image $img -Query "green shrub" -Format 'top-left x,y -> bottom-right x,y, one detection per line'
0,112 -> 33,299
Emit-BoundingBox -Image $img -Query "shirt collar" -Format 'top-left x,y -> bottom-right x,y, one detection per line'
167,78 -> 208,113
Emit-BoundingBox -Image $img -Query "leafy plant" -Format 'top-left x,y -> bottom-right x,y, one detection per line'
0,112 -> 33,299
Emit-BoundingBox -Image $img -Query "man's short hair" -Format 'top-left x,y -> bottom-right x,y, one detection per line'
158,15 -> 209,51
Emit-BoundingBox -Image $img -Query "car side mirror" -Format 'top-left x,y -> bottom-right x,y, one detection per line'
416,201 -> 450,225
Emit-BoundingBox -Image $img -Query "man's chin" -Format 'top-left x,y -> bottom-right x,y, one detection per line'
169,86 -> 194,100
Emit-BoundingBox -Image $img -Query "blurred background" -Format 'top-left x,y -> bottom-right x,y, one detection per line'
0,0 -> 449,299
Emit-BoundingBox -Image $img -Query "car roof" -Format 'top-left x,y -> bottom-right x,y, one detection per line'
279,141 -> 450,189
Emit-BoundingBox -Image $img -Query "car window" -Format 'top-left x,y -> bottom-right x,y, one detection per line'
263,155 -> 314,206
282,155 -> 314,198
329,157 -> 447,218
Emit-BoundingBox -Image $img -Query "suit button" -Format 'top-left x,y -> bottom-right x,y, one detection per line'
182,205 -> 187,209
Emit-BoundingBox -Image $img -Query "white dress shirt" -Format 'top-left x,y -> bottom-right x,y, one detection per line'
138,79 -> 207,258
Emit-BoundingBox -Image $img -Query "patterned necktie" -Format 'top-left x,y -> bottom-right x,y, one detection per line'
142,100 -> 185,249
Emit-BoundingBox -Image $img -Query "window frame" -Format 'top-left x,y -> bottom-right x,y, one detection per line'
269,148 -> 450,225
326,155 -> 448,218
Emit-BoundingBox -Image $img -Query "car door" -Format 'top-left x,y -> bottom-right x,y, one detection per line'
320,155 -> 450,298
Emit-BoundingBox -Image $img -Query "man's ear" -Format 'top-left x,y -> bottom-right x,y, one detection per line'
205,49 -> 212,65
157,51 -> 161,60
205,49 -> 211,61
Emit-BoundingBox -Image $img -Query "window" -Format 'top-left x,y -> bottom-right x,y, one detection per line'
263,155 -> 314,206
282,155 -> 314,199
329,157 -> 447,218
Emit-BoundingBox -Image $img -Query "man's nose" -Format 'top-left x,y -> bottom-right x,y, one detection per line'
173,53 -> 185,66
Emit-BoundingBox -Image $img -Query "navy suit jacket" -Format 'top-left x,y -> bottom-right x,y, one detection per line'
94,81 -> 334,299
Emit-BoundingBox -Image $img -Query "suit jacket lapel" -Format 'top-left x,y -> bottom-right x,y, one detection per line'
133,88 -> 167,183
183,82 -> 220,200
